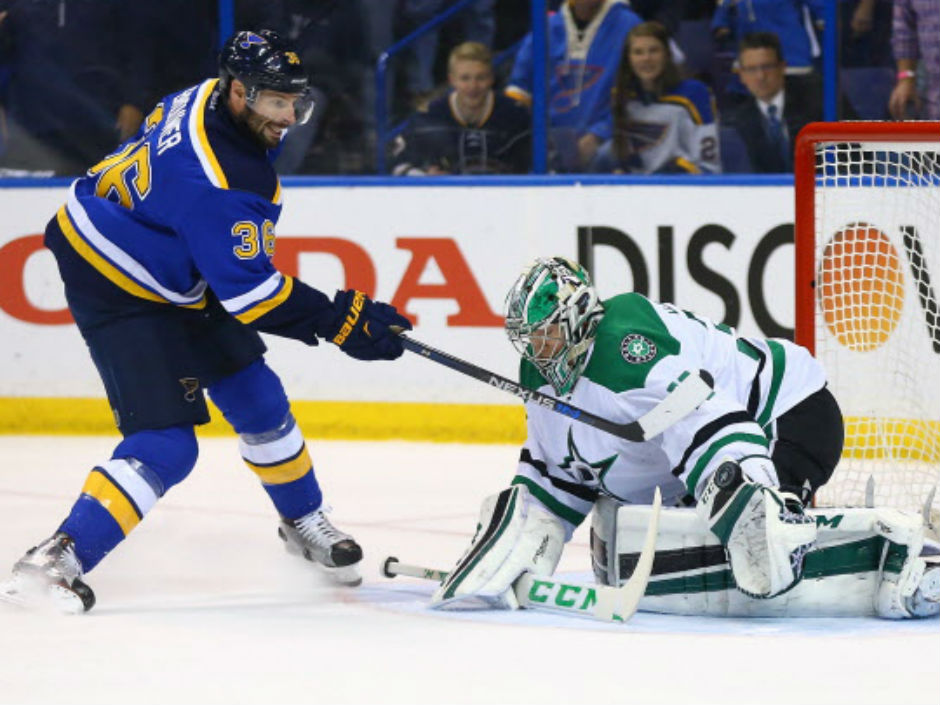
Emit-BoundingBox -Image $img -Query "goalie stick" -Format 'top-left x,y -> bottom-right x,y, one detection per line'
381,488 -> 662,623
394,330 -> 713,442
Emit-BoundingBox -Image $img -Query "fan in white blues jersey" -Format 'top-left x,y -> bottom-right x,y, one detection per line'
594,21 -> 720,174
429,257 -> 940,619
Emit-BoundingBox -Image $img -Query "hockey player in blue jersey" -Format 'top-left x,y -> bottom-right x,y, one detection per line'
0,30 -> 412,613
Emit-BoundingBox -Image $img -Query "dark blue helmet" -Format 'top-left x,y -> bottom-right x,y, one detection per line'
219,30 -> 314,123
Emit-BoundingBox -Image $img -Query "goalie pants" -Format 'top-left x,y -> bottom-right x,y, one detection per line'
768,385 -> 844,504
46,216 -> 323,572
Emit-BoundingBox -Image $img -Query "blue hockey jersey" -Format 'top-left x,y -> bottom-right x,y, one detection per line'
53,78 -> 333,344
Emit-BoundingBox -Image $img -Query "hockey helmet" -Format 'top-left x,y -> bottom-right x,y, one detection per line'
505,257 -> 604,395
219,30 -> 315,124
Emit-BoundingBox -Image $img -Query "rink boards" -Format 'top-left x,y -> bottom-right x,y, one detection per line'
0,178 -> 796,437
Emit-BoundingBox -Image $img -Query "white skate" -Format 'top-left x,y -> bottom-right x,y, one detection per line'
0,533 -> 95,614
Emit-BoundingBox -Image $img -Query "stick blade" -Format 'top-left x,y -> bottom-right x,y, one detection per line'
594,487 -> 662,622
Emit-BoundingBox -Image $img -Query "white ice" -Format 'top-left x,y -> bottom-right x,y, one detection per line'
0,436 -> 937,705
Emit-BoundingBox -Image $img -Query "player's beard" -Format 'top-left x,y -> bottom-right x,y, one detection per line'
240,106 -> 288,150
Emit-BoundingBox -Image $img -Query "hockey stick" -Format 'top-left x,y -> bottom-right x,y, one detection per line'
381,487 -> 662,623
394,330 -> 712,442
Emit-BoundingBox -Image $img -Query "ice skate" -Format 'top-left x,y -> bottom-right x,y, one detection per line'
277,507 -> 363,586
0,533 -> 95,614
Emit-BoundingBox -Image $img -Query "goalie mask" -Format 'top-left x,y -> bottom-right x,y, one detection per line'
219,29 -> 315,125
505,257 -> 604,395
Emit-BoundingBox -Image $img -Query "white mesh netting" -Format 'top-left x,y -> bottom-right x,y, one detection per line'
810,138 -> 940,518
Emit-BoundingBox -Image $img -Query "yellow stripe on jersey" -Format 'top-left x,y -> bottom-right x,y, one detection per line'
660,95 -> 703,125
57,207 -> 168,304
57,207 -> 207,310
87,143 -> 137,176
193,79 -> 229,189
245,445 -> 312,485
81,469 -> 142,535
674,156 -> 700,173
235,275 -> 294,324
504,87 -> 531,107
272,179 -> 282,205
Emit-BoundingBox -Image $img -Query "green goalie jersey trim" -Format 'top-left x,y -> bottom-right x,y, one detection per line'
582,293 -> 681,393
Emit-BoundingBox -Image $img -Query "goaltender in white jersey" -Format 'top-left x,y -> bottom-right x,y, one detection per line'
430,257 -> 939,619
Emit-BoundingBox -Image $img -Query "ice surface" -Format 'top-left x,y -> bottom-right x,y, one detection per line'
0,436 -> 937,704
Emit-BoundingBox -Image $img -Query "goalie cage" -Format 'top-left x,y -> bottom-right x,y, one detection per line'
794,121 -> 940,526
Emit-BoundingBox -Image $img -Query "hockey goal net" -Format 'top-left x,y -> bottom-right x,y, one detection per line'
794,121 -> 940,518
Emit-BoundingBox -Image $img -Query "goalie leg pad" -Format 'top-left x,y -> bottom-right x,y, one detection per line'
597,501 -> 938,618
431,485 -> 564,609
869,509 -> 938,619
697,459 -> 817,599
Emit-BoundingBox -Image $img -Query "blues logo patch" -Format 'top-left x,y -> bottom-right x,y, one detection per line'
621,334 -> 657,364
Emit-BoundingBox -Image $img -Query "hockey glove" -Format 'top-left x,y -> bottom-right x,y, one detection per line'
696,457 -> 817,599
323,289 -> 412,361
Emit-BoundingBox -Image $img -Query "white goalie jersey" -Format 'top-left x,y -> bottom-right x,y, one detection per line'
512,292 -> 827,537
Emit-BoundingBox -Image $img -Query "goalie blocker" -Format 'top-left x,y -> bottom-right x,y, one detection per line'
590,494 -> 940,619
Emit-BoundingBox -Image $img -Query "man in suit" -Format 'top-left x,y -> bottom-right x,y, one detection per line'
723,31 -> 822,173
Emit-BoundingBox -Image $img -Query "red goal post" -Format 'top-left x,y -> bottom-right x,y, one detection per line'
793,121 -> 940,517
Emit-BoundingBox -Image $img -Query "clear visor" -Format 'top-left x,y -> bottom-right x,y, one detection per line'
248,86 -> 315,126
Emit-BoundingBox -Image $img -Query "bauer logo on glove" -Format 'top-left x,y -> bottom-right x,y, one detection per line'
324,288 -> 412,361
331,290 -> 366,346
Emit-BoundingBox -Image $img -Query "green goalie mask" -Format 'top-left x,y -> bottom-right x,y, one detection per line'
504,257 -> 605,395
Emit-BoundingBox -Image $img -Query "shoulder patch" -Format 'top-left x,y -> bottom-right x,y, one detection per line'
620,333 -> 657,364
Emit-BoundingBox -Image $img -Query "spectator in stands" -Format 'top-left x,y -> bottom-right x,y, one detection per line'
401,0 -> 496,109
361,0 -> 496,115
0,0 -> 124,175
839,0 -> 894,119
722,31 -> 821,173
592,21 -> 720,174
505,0 -> 642,172
712,0 -> 827,112
888,0 -> 940,120
392,42 -> 530,175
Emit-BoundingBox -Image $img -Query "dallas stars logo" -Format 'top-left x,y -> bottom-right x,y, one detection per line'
621,334 -> 657,364
558,428 -> 617,488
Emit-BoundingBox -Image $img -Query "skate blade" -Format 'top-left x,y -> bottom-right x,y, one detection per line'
322,564 -> 362,588
0,574 -> 85,615
281,540 -> 362,587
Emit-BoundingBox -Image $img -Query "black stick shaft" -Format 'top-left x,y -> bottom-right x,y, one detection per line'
398,334 -> 644,440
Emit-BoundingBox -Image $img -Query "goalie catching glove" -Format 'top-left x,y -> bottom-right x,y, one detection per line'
696,457 -> 817,599
321,289 -> 412,361
431,484 -> 565,609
